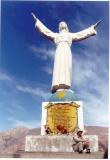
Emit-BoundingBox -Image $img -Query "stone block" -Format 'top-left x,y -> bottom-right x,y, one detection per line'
25,135 -> 98,152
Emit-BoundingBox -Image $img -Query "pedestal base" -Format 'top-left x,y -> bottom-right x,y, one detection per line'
25,135 -> 98,152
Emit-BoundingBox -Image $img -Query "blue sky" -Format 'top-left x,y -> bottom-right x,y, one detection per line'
0,1 -> 109,131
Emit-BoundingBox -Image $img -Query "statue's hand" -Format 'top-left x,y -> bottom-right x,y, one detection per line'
94,19 -> 102,29
31,12 -> 37,22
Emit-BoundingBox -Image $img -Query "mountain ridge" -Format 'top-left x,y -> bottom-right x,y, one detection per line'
0,126 -> 108,154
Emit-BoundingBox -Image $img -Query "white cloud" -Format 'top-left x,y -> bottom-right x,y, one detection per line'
16,84 -> 50,100
11,101 -> 26,112
6,104 -> 26,115
0,72 -> 12,81
7,117 -> 41,129
70,17 -> 108,127
29,45 -> 55,75
0,70 -> 51,102
42,65 -> 53,74
84,104 -> 108,127
29,45 -> 55,60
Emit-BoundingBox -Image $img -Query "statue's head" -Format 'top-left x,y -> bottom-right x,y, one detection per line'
59,21 -> 69,32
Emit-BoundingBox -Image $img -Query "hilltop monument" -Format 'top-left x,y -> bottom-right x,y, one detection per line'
31,13 -> 101,135
25,13 -> 101,152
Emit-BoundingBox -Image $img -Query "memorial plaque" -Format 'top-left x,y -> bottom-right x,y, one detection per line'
45,103 -> 79,134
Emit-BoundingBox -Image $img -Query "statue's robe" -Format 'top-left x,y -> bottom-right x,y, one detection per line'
35,19 -> 97,93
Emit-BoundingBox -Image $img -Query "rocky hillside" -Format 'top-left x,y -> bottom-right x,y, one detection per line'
0,126 -> 108,154
85,126 -> 108,151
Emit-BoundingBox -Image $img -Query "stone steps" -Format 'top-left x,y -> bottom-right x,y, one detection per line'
0,151 -> 104,159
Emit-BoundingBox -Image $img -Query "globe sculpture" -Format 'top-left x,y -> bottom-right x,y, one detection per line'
49,90 -> 76,102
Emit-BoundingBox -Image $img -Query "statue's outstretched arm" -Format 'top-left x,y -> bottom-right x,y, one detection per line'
71,20 -> 102,42
94,19 -> 102,29
31,12 -> 56,41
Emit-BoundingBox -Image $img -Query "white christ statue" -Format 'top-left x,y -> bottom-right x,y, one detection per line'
31,13 -> 101,93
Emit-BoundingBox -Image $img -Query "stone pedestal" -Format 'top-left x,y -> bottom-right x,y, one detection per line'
25,135 -> 98,152
25,90 -> 99,153
41,101 -> 84,135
